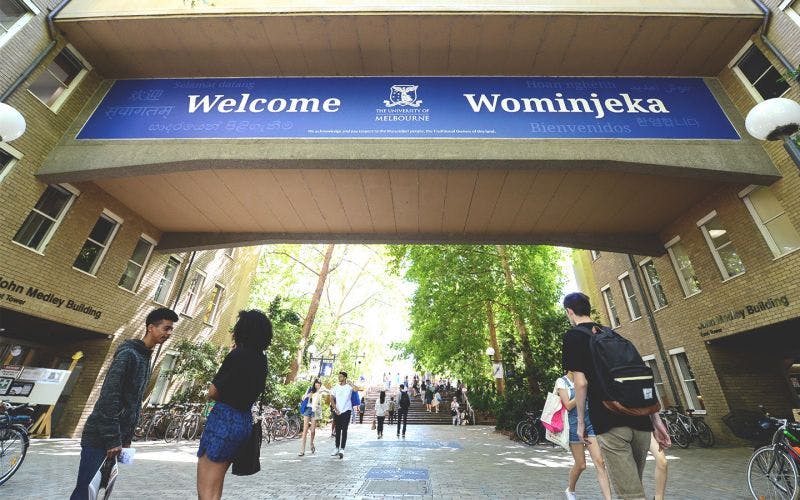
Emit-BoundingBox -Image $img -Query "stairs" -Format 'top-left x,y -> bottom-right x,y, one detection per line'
359,386 -> 456,425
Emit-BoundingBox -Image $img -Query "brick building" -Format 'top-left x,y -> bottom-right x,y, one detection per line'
572,2 -> 800,441
0,1 -> 260,437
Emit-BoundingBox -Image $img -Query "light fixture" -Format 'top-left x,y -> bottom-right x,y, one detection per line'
0,103 -> 26,142
745,97 -> 800,169
708,229 -> 727,238
10,345 -> 22,357
485,346 -> 495,357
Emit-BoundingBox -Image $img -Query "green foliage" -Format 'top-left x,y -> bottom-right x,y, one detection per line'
388,244 -> 568,425
167,339 -> 224,402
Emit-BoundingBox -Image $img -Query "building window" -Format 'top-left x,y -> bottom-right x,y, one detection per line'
643,356 -> 665,408
640,259 -> 668,309
224,247 -> 236,259
0,0 -> 35,46
13,184 -> 77,253
670,349 -> 705,412
180,271 -> 206,316
154,256 -> 182,305
149,353 -> 177,405
119,235 -> 156,291
779,0 -> 800,27
697,211 -> 745,280
590,250 -> 600,261
740,186 -> 800,258
0,146 -> 18,184
28,48 -> 86,110
600,285 -> 620,328
665,237 -> 701,297
203,283 -> 224,325
618,273 -> 642,321
73,210 -> 122,275
733,44 -> 789,101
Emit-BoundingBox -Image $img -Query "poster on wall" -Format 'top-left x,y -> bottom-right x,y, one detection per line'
8,380 -> 35,397
0,377 -> 13,395
0,365 -> 23,379
19,367 -> 46,382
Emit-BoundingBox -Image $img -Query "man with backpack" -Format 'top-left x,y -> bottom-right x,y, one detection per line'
396,384 -> 411,437
561,292 -> 670,499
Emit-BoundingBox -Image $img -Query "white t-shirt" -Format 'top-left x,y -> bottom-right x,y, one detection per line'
331,383 -> 353,414
374,401 -> 389,417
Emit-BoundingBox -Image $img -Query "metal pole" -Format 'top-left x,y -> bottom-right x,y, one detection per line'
627,254 -> 683,407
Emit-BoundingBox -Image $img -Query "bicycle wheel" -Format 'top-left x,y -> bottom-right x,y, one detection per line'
164,419 -> 182,443
288,417 -> 301,438
515,420 -> 527,440
184,415 -> 201,440
748,446 -> 799,500
695,420 -> 715,448
133,413 -> 151,442
0,427 -> 28,486
668,421 -> 690,449
273,418 -> 289,441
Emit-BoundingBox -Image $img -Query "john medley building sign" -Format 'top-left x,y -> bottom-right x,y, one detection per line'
698,295 -> 790,338
77,77 -> 739,140
0,277 -> 103,320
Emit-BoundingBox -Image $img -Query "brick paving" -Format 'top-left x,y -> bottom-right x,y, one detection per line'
3,424 -> 753,499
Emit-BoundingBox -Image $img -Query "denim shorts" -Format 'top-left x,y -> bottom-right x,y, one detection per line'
197,401 -> 253,462
302,407 -> 315,418
568,411 -> 596,444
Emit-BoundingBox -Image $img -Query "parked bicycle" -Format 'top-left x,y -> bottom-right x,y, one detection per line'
0,401 -> 33,486
164,403 -> 205,443
740,406 -> 800,500
660,405 -> 714,448
515,410 -> 544,446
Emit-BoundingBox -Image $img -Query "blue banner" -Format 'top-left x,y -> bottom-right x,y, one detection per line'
77,77 -> 739,140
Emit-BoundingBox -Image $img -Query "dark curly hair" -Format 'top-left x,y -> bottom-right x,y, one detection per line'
232,309 -> 273,351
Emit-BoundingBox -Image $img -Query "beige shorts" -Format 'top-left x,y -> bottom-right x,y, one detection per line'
597,427 -> 651,499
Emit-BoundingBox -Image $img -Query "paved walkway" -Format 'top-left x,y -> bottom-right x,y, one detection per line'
3,424 -> 753,498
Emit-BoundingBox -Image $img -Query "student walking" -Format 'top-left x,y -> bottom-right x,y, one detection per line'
432,390 -> 442,413
373,391 -> 389,438
387,396 -> 397,424
396,384 -> 410,437
298,379 -> 325,456
649,434 -> 669,500
561,292 -> 670,499
359,397 -> 366,424
424,385 -> 434,412
450,397 -> 460,425
71,308 -> 178,500
196,310 -> 271,500
556,372 -> 612,500
330,371 -> 355,458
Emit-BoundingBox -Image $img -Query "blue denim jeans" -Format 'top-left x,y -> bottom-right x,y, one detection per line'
70,446 -> 107,500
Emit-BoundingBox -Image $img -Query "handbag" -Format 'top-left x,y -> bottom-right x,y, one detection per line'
541,380 -> 567,433
371,419 -> 377,430
546,412 -> 570,451
232,389 -> 265,476
350,389 -> 361,407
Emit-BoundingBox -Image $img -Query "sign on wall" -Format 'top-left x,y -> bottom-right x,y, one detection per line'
77,77 -> 739,140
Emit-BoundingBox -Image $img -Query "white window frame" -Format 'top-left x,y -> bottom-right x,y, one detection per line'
590,250 -> 600,261
642,355 -> 665,408
224,247 -> 236,259
668,347 -> 706,415
617,271 -> 642,321
0,0 -> 39,50
28,44 -> 92,113
149,351 -> 178,405
639,257 -> 667,310
72,209 -> 123,277
729,41 -> 791,103
203,282 -> 225,326
600,284 -> 620,328
12,183 -> 80,255
739,185 -> 800,259
179,269 -> 206,317
665,236 -> 701,298
153,255 -> 183,305
779,0 -> 800,27
697,210 -> 745,281
0,141 -> 22,184
118,233 -> 157,293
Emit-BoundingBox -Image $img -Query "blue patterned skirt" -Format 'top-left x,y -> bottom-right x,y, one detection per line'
197,402 -> 253,462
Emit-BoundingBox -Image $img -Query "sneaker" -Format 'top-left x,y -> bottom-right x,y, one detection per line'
331,448 -> 340,456
565,489 -> 576,500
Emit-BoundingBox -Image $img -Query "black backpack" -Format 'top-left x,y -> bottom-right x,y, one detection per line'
399,391 -> 411,409
576,324 -> 661,417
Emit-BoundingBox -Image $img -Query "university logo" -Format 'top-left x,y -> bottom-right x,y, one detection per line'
384,85 -> 423,108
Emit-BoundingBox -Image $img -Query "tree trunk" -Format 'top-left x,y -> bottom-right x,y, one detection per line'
287,243 -> 335,382
496,245 -> 539,395
486,301 -> 505,395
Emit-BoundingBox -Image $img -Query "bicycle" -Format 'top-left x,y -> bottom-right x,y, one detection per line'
661,406 -> 714,448
165,404 -> 205,443
515,410 -> 544,446
0,401 -> 32,486
744,407 -> 800,500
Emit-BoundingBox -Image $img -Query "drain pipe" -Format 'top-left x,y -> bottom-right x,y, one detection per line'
0,0 -> 71,102
751,0 -> 798,78
627,254 -> 683,408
